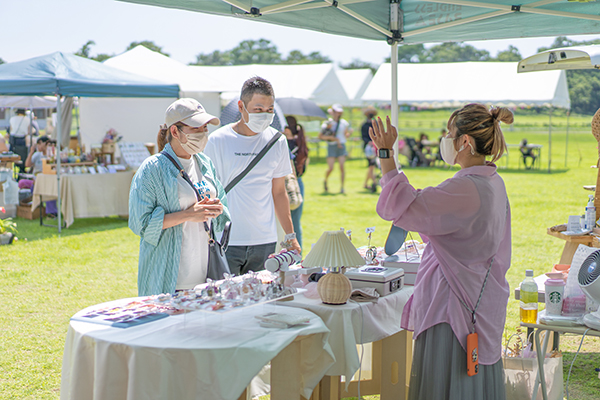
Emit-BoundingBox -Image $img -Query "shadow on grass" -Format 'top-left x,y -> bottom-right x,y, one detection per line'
498,168 -> 569,175
13,216 -> 129,242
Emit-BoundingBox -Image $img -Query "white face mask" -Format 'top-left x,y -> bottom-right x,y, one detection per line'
440,135 -> 476,165
242,103 -> 274,133
440,137 -> 459,165
178,130 -> 208,155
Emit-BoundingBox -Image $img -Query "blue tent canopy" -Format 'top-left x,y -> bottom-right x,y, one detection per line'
0,52 -> 179,233
0,52 -> 180,97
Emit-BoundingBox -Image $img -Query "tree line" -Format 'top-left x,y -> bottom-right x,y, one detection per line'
3,36 -> 599,114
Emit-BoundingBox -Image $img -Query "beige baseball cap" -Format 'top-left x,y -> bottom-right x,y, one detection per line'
165,98 -> 220,128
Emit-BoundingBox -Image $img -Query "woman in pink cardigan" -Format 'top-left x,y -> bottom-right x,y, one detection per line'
370,104 -> 513,400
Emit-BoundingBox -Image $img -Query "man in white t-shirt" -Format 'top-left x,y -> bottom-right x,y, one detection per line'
204,77 -> 301,275
8,109 -> 32,173
319,104 -> 351,194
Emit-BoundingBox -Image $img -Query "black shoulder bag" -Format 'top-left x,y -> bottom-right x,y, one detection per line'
162,151 -> 231,281
224,131 -> 282,193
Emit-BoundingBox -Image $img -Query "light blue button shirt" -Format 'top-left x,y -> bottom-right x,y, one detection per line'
129,143 -> 230,296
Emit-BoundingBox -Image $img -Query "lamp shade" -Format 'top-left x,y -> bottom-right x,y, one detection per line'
303,230 -> 365,268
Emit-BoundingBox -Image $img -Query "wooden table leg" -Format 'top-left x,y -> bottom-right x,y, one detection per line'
318,376 -> 340,400
236,388 -> 247,400
559,241 -> 581,265
271,338 -> 302,400
381,330 -> 412,400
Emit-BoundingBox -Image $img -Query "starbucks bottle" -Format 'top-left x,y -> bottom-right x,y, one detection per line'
520,269 -> 539,324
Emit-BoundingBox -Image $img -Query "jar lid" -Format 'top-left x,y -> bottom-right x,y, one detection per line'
545,272 -> 564,279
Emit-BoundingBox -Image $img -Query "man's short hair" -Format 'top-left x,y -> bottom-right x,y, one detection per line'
37,136 -> 50,144
240,76 -> 274,105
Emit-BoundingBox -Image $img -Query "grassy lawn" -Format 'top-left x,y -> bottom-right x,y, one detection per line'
2,110 -> 600,399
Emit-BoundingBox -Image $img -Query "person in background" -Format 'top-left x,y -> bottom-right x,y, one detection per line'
204,77 -> 300,276
25,136 -> 50,175
129,98 -> 230,296
319,103 -> 351,194
371,103 -> 512,400
8,109 -> 31,173
433,128 -> 447,165
284,115 -> 308,249
361,106 -> 378,193
519,138 -> 537,169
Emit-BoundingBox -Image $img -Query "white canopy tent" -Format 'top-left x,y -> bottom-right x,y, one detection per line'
336,69 -> 373,107
362,62 -> 570,109
80,46 -> 236,151
363,61 -> 570,171
191,63 -> 348,106
518,45 -> 600,170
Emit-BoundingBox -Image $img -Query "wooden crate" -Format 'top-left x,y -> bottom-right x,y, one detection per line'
17,204 -> 45,220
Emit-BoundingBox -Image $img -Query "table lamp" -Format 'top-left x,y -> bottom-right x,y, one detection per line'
302,230 -> 366,305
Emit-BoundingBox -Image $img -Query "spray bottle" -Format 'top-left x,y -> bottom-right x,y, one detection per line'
585,195 -> 596,231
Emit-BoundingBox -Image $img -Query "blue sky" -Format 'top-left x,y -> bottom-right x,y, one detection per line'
4,0 -> 600,65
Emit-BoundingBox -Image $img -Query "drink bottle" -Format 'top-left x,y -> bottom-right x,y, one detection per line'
520,269 -> 538,324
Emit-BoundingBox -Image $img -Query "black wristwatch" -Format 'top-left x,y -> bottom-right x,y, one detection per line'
378,148 -> 392,159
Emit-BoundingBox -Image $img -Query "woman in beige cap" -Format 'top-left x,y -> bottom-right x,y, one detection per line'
129,98 -> 230,296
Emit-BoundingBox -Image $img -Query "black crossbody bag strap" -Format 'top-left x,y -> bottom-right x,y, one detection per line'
224,132 -> 282,194
162,152 -> 200,201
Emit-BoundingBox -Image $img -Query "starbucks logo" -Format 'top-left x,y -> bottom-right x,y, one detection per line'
549,291 -> 562,304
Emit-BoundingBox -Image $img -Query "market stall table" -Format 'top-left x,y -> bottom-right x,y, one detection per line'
61,298 -> 335,400
32,171 -> 135,228
281,286 -> 414,400
521,322 -> 600,400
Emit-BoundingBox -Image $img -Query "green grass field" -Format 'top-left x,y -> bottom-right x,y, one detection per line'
2,109 -> 600,399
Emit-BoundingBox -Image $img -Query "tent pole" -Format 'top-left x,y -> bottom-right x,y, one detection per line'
565,110 -> 570,168
56,96 -> 62,233
548,106 -> 552,173
391,41 -> 399,168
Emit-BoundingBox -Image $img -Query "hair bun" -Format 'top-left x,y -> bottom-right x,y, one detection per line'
491,107 -> 514,125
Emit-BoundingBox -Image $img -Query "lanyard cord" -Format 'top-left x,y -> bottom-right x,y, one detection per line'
457,257 -> 494,330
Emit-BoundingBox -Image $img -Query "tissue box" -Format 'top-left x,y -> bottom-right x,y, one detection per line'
346,265 -> 404,296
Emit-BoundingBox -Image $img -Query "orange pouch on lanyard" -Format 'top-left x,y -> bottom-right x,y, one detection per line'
466,332 -> 479,376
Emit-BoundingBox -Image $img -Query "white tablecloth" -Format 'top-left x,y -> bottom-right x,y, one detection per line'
280,286 -> 414,380
32,171 -> 134,227
60,299 -> 335,400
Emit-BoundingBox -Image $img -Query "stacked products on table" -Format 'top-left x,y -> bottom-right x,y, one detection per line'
72,271 -> 300,328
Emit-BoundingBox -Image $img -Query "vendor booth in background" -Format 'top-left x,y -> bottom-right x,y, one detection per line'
0,51 -> 179,231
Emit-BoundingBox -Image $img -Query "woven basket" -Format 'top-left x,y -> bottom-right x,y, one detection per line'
592,108 -> 600,157
317,271 -> 352,305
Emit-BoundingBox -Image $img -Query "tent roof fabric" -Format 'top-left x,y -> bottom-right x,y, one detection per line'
104,46 -> 234,93
192,63 -> 347,105
362,62 -> 570,109
0,52 -> 180,97
119,0 -> 600,45
335,69 -> 373,104
518,45 -> 600,72
0,96 -> 57,108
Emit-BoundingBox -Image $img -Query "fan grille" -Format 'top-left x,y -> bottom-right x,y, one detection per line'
578,250 -> 600,286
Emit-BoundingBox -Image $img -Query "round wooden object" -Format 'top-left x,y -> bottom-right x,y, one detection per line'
317,271 -> 352,305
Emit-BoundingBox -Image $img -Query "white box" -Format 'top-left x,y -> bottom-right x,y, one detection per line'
346,265 -> 404,296
381,253 -> 421,286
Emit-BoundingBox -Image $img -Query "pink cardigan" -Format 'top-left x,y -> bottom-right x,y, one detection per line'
377,164 -> 511,365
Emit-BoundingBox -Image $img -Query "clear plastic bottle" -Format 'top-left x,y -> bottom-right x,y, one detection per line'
585,195 -> 596,231
520,269 -> 539,324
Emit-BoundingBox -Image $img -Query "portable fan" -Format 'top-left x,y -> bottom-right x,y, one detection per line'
578,250 -> 600,330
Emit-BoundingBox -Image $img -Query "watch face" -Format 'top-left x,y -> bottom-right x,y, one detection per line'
378,148 -> 390,158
